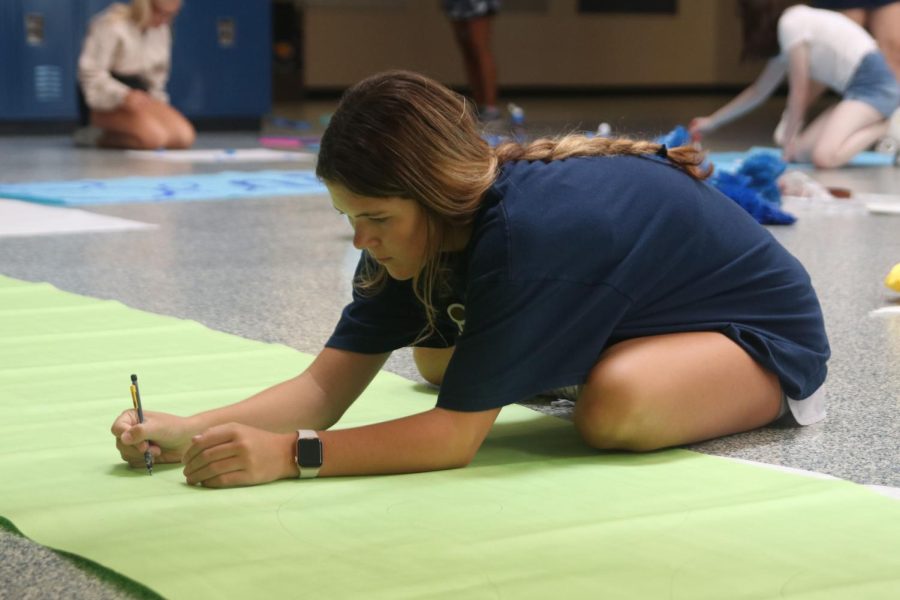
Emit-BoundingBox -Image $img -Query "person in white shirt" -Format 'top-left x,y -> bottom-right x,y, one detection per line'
814,0 -> 900,82
690,0 -> 900,169
76,0 -> 195,149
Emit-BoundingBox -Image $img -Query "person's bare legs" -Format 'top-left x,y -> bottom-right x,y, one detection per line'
774,81 -> 827,146
450,15 -> 497,111
573,332 -> 783,452
92,110 -> 168,149
95,128 -> 163,149
451,21 -> 484,106
838,6 -> 900,80
838,7 -> 866,26
791,100 -> 886,168
144,98 -> 196,148
91,94 -> 195,150
788,105 -> 836,159
465,16 -> 497,109
868,3 -> 900,81
413,346 -> 455,386
414,332 -> 783,452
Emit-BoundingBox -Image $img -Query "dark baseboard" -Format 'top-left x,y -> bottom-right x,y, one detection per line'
189,117 -> 263,131
299,83 -> 792,100
0,120 -> 79,135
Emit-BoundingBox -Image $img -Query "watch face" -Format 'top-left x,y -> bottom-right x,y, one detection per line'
298,438 -> 323,467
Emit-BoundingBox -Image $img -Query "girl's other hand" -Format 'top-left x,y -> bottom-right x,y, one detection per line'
181,423 -> 298,488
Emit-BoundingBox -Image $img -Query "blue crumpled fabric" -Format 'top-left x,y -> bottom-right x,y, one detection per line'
709,170 -> 796,225
655,126 -> 795,225
710,151 -> 795,225
733,151 -> 786,205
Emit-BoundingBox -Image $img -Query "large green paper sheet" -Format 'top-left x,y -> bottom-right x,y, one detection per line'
2,275 -> 899,599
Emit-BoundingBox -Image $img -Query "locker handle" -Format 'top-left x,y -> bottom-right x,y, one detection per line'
25,13 -> 44,46
217,18 -> 236,47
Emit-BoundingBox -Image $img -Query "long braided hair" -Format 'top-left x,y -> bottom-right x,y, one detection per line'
495,136 -> 709,179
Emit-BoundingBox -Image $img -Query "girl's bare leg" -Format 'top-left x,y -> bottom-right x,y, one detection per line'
868,3 -> 900,81
413,346 -> 455,386
794,100 -> 886,168
91,98 -> 195,150
573,332 -> 783,452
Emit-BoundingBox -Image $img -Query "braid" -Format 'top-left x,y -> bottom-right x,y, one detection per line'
494,135 -> 712,181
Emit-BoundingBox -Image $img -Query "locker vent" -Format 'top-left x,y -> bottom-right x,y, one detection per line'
33,65 -> 63,103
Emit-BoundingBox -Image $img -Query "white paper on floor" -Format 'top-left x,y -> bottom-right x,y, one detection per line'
0,198 -> 156,237
781,195 -> 865,214
781,193 -> 900,215
866,203 -> 900,215
859,193 -> 900,215
125,148 -> 316,163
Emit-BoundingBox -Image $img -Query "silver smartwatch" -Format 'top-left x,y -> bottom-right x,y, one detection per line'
295,429 -> 323,479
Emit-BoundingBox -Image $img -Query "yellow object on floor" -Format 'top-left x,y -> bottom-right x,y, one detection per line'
886,262 -> 900,292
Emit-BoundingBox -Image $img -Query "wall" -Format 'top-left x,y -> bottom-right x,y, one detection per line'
302,0 -> 765,90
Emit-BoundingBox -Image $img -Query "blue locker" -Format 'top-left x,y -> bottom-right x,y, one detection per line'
3,0 -> 80,120
169,0 -> 271,118
0,1 -> 13,118
1,0 -> 271,123
83,0 -> 117,18
74,0 -> 117,122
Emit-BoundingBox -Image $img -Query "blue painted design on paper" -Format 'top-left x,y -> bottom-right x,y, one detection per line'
0,170 -> 327,206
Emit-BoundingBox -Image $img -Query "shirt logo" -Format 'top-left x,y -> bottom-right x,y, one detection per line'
447,303 -> 466,334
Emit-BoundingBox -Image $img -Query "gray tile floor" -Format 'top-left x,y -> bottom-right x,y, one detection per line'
1,94 -> 899,597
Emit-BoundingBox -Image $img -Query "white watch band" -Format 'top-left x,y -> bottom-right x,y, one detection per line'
295,429 -> 322,479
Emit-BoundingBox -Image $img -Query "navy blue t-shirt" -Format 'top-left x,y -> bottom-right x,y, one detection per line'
327,156 -> 830,411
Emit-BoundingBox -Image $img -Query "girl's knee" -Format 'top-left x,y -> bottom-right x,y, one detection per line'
413,346 -> 454,386
416,364 -> 444,386
142,105 -> 195,149
573,399 -> 659,452
572,369 -> 660,452
810,147 -> 842,170
168,122 -> 196,149
132,125 -> 168,150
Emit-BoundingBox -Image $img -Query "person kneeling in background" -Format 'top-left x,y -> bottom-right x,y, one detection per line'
691,0 -> 900,168
75,0 -> 195,150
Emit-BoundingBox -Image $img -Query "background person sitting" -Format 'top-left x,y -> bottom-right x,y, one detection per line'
690,0 -> 900,168
75,0 -> 195,150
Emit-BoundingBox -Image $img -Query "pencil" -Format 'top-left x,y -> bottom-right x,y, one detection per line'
129,374 -> 153,475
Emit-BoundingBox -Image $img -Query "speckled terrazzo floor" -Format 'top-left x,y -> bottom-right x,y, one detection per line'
1,94 -> 899,598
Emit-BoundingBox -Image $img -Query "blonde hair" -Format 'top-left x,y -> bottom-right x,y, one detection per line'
129,0 -> 181,28
495,135 -> 710,179
316,70 -> 710,342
